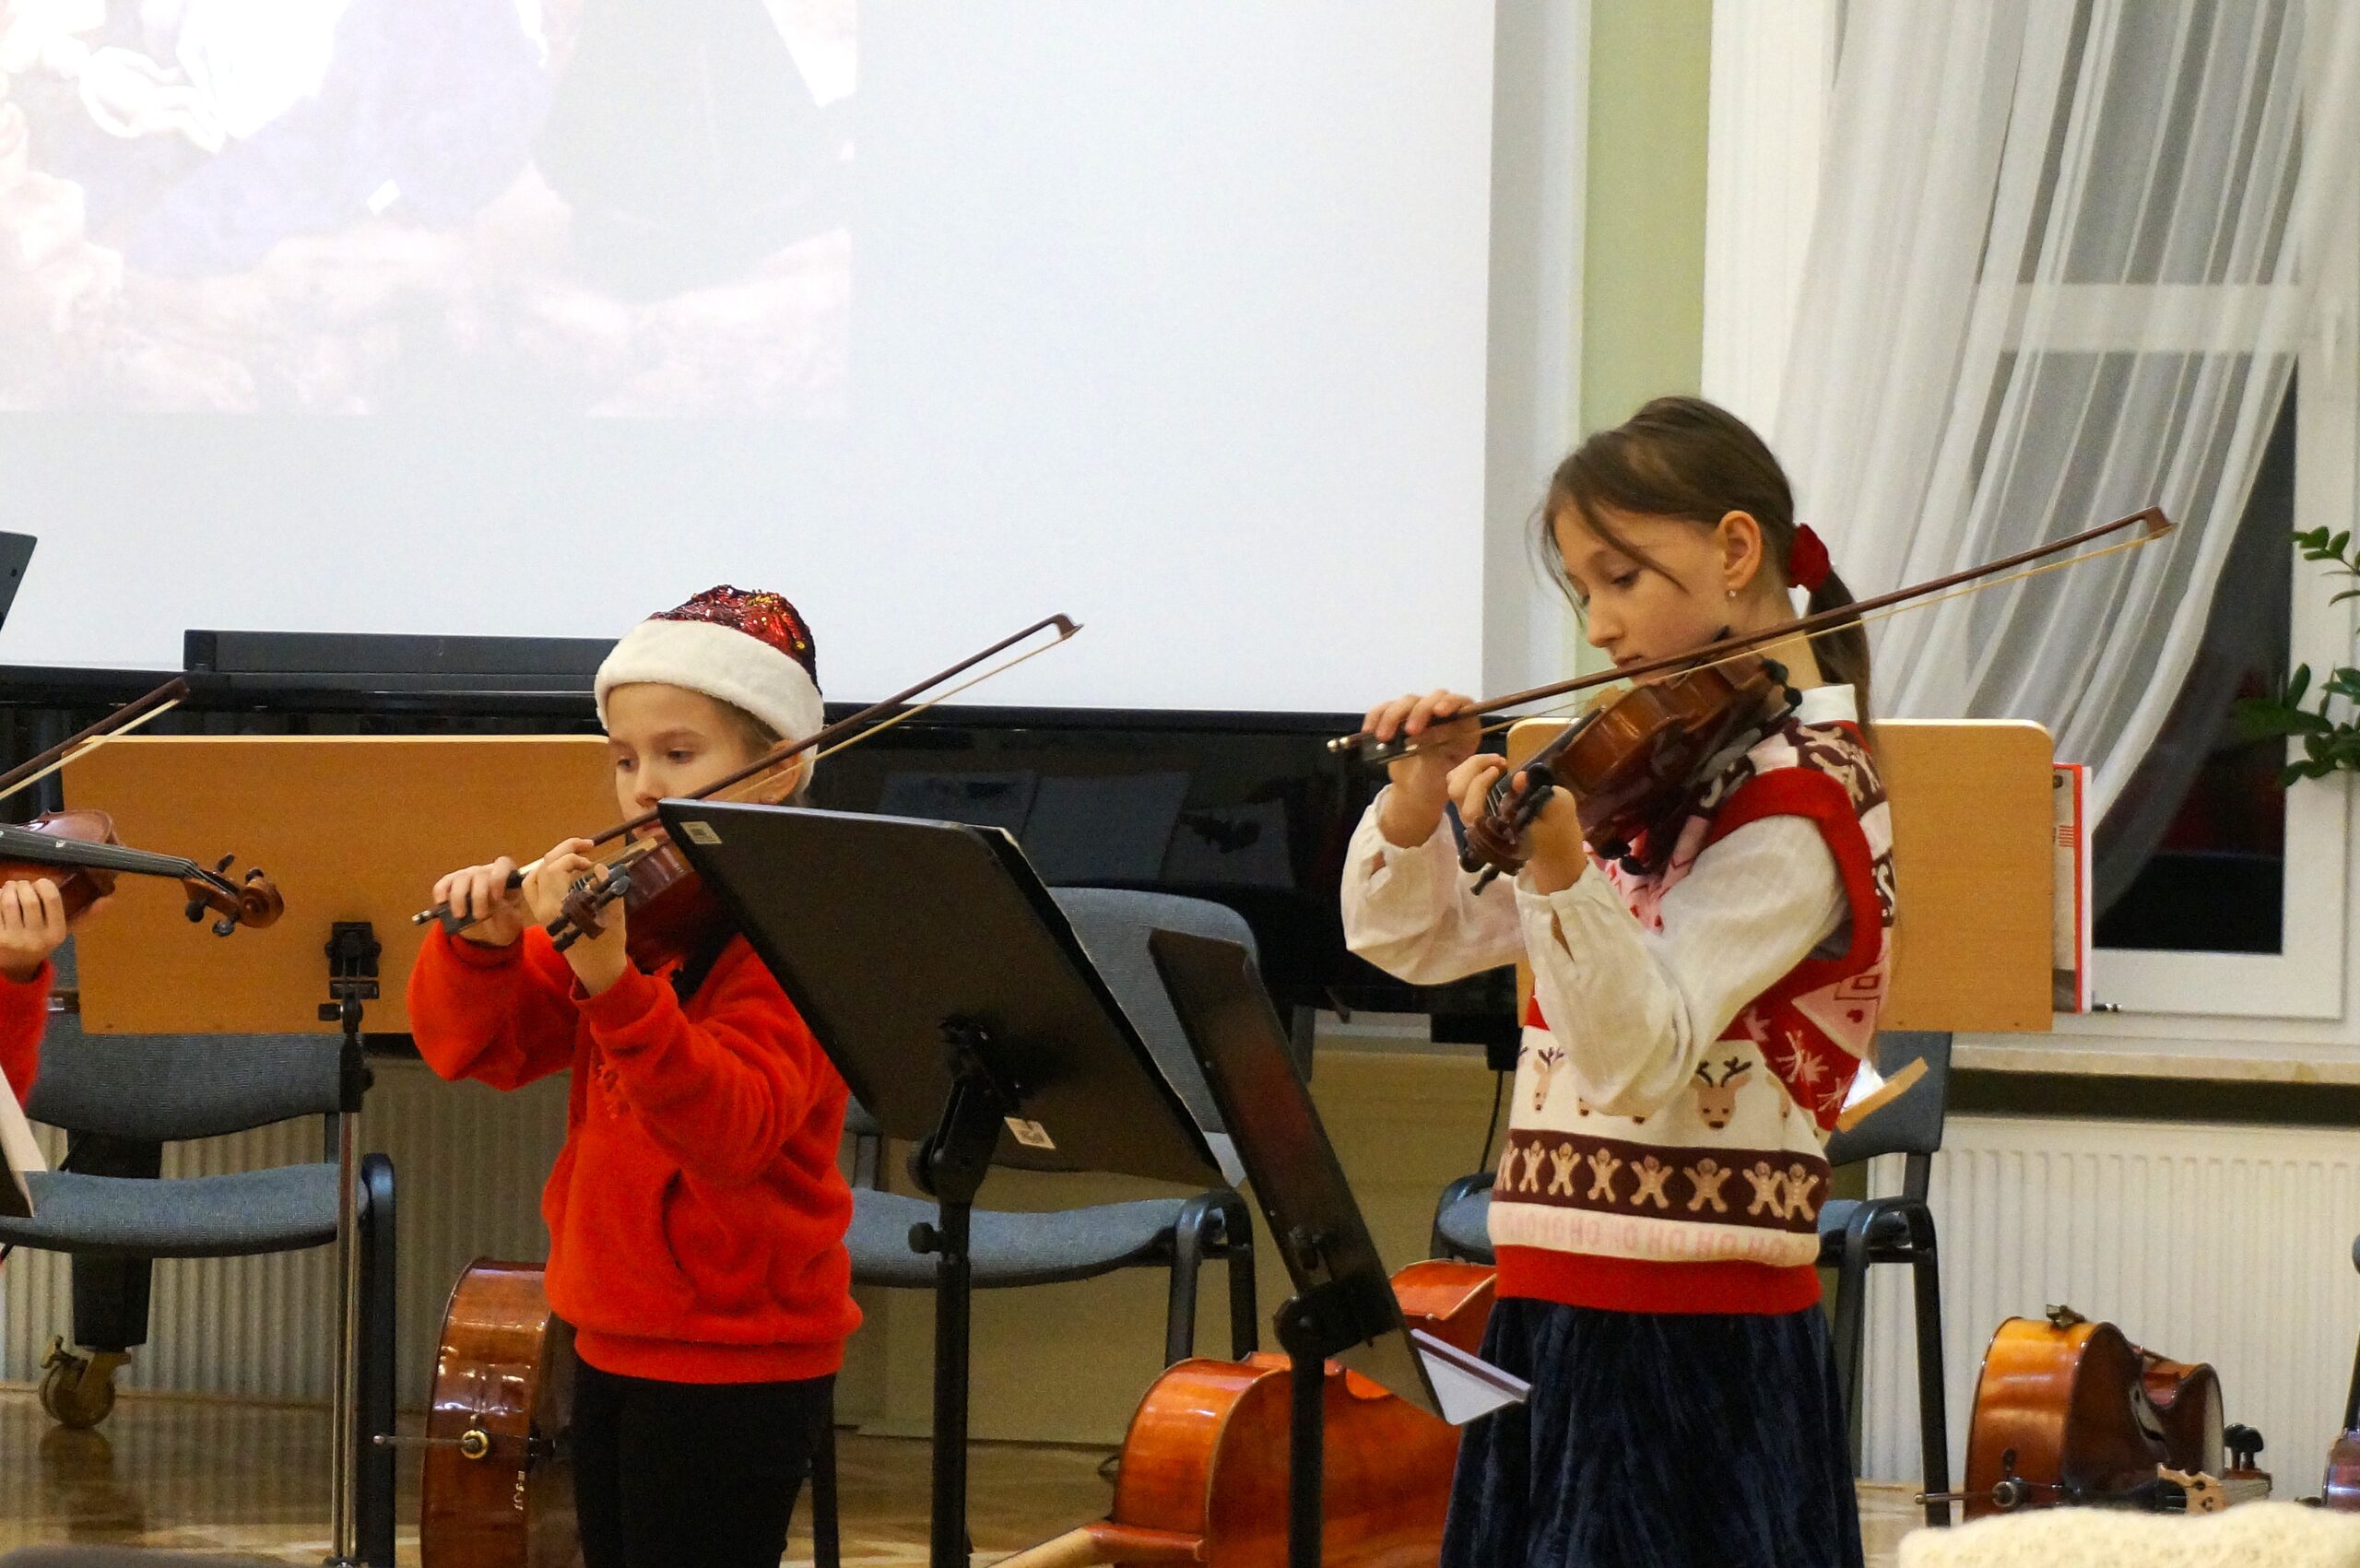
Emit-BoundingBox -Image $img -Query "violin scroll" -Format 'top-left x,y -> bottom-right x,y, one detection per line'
181,856 -> 284,937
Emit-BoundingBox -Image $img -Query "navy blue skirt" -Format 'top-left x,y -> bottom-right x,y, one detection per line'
1442,1296 -> 1865,1568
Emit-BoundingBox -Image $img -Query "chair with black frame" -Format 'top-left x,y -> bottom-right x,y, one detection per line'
1815,1029 -> 1954,1526
0,951 -> 398,1568
1427,1030 -> 1957,1527
806,887 -> 1260,1568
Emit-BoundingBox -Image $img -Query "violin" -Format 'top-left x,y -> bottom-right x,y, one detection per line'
548,831 -> 727,975
1924,1306 -> 2270,1519
413,616 -> 1080,973
0,678 -> 281,936
1457,651 -> 1796,886
999,1261 -> 1494,1568
0,810 -> 282,936
1332,507 -> 2174,885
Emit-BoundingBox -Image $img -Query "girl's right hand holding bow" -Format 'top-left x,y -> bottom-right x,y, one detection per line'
1367,689 -> 1482,848
432,856 -> 528,949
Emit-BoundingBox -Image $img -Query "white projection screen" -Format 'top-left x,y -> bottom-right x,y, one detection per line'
0,1 -> 1576,712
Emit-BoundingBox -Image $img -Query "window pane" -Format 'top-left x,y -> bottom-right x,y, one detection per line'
2093,384 -> 2295,952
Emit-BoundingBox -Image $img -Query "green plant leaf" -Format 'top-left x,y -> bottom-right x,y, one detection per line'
2235,702 -> 2298,742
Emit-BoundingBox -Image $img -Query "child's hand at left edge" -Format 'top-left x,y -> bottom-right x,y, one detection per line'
0,878 -> 98,985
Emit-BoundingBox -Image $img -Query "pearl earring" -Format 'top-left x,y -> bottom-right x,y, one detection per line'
1726,588 -> 1737,600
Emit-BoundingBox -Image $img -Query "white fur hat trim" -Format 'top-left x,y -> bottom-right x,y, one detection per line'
595,618 -> 824,746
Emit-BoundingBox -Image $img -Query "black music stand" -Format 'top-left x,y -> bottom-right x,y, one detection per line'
657,799 -> 1222,1568
1149,927 -> 1476,1568
0,533 -> 33,631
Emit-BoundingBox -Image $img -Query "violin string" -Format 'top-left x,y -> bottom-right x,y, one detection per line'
1377,532 -> 2159,761
0,699 -> 184,809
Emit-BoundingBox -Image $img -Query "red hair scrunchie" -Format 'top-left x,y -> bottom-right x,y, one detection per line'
1788,525 -> 1832,595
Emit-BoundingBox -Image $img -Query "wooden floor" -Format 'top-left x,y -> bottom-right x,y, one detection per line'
0,1387 -> 1928,1564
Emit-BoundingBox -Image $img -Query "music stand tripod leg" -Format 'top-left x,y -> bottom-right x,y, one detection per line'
318,922 -> 380,1568
1276,1302 -> 1328,1568
907,1021 -> 1019,1568
1271,1270 -> 1377,1568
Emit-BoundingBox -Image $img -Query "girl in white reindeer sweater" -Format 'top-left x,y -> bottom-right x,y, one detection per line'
1343,397 -> 1894,1568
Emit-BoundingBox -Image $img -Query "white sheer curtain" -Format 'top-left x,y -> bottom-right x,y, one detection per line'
1776,0 -> 2360,857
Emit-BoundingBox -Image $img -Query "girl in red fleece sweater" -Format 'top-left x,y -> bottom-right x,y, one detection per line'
409,587 -> 856,1568
0,877 -> 108,1110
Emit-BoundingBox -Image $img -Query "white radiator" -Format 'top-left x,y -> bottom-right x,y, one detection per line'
1856,1114 -> 2360,1492
1,1059 -> 565,1409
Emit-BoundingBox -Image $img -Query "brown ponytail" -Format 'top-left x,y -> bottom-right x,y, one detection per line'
1804,567 -> 1871,722
1540,395 -> 1871,721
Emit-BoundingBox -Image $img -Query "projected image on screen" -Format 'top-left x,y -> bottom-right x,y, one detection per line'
0,0 -> 851,415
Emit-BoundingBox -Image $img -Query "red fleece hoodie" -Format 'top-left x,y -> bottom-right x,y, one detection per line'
407,926 -> 858,1383
0,961 -> 49,1108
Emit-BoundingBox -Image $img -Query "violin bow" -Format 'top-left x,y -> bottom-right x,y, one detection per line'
0,678 -> 190,808
1331,505 -> 2173,760
414,614 -> 1084,928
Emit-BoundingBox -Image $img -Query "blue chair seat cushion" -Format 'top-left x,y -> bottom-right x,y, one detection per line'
0,1165 -> 343,1258
847,1190 -> 1210,1289
1437,1185 -> 1494,1265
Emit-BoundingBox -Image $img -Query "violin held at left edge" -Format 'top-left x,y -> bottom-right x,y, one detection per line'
0,677 -> 282,936
0,812 -> 282,936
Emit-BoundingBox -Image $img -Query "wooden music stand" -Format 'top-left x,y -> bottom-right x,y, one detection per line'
1505,717 -> 2055,1033
62,736 -> 614,1035
53,734 -> 614,1568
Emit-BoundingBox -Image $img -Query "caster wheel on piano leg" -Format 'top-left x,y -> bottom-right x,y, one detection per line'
40,1337 -> 124,1430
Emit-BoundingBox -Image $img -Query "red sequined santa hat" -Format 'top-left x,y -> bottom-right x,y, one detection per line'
596,586 -> 823,745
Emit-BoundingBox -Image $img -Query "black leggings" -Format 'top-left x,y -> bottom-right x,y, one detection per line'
572,1359 -> 833,1568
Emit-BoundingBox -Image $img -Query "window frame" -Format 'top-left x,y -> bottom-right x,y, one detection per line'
2028,197 -> 2360,1020
1704,5 -> 2360,1037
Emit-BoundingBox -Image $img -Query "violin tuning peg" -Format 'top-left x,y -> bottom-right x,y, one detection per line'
183,900 -> 205,925
212,916 -> 237,937
215,854 -> 235,874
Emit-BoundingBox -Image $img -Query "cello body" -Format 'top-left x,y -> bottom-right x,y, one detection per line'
1962,1308 -> 2254,1518
419,1259 -> 583,1568
1009,1260 -> 1496,1568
